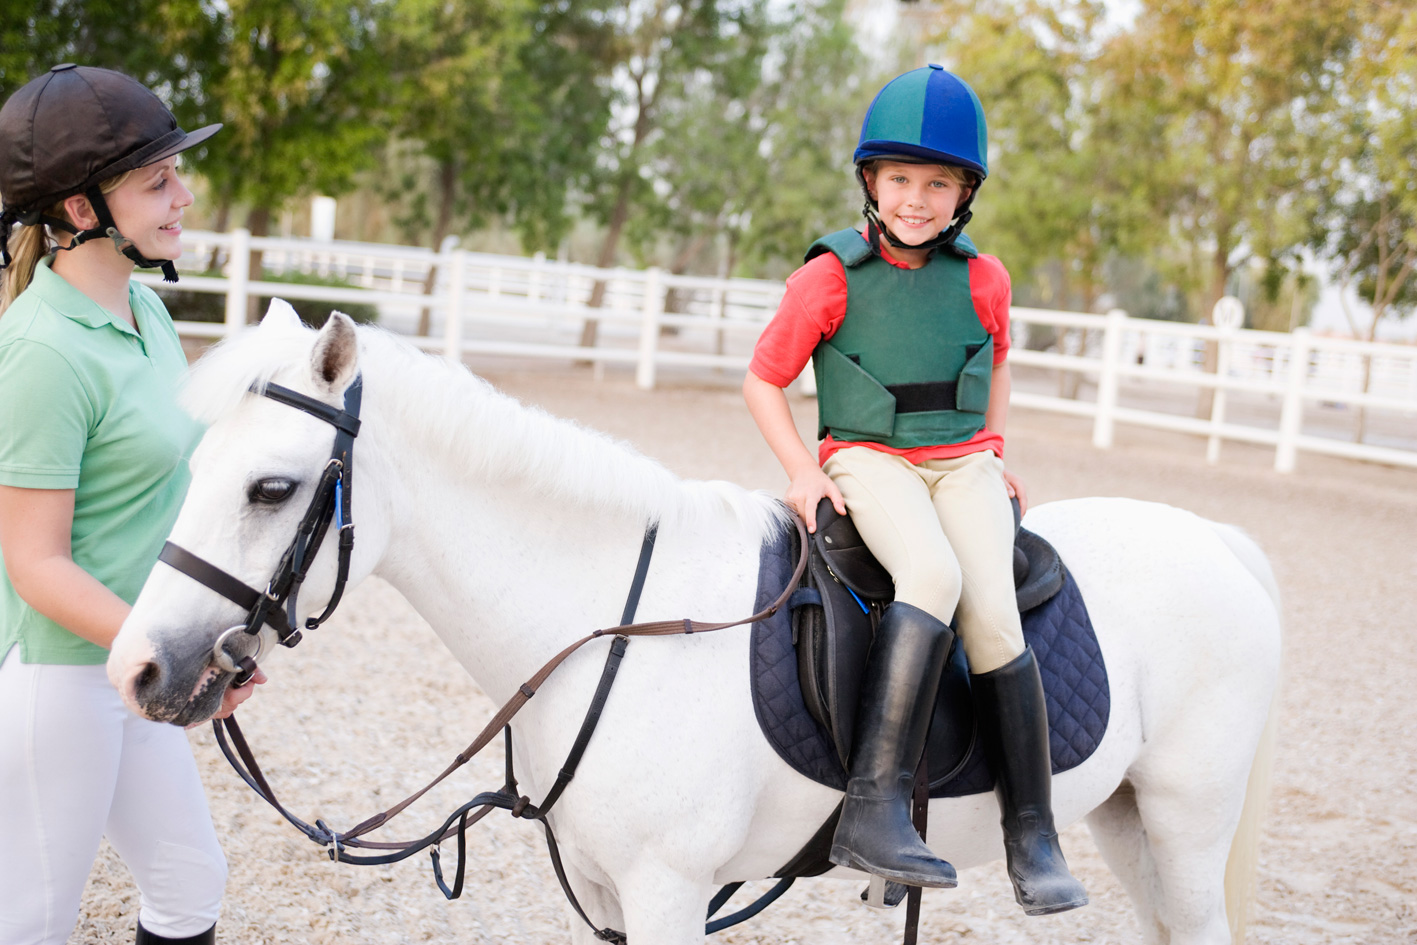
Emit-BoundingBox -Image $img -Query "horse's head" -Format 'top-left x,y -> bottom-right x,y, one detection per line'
108,301 -> 368,725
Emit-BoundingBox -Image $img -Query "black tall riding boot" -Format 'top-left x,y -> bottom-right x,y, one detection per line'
973,647 -> 1088,915
135,920 -> 216,944
828,601 -> 957,888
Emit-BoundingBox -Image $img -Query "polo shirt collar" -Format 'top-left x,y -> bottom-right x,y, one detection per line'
32,256 -> 144,339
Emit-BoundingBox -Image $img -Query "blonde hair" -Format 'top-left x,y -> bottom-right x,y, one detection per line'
861,159 -> 977,188
0,171 -> 132,317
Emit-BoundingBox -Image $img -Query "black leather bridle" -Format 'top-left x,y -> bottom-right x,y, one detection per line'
158,376 -> 363,684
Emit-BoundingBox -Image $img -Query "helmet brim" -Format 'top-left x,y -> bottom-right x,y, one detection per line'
93,123 -> 224,183
854,141 -> 987,179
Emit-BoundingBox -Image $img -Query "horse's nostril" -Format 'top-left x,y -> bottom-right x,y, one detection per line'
134,660 -> 162,697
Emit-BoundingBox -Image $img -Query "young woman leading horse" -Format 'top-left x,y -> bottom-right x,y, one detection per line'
107,306 -> 1280,945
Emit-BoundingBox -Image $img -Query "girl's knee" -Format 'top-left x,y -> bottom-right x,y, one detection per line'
896,557 -> 962,623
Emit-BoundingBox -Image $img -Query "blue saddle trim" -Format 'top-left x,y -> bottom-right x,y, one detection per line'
749,522 -> 1110,797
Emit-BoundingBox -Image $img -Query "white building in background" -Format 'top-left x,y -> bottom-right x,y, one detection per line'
311,196 -> 337,243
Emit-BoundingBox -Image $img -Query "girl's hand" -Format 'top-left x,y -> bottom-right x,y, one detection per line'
786,466 -> 846,533
1002,467 -> 1029,518
205,666 -> 268,724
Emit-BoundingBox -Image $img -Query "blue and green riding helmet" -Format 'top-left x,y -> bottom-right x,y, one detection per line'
854,64 -> 988,255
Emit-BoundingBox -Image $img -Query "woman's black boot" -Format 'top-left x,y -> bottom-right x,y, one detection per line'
973,647 -> 1089,915
135,920 -> 216,944
828,601 -> 957,888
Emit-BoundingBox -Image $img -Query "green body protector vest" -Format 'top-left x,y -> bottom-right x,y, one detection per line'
809,228 -> 994,449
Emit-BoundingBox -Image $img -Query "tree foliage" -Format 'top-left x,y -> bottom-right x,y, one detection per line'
926,0 -> 1123,311
1302,0 -> 1417,338
378,0 -> 619,253
4,0 -> 1414,333
635,0 -> 873,277
190,0 -> 392,233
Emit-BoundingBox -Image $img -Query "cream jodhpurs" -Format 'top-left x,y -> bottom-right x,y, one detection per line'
0,647 -> 226,945
823,447 -> 1024,673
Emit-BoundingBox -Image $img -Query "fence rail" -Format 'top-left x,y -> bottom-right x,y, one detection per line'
139,229 -> 1417,474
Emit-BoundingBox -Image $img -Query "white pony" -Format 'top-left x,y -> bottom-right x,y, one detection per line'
109,306 -> 1282,945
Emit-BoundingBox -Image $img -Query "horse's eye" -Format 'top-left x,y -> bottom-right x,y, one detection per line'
249,478 -> 296,504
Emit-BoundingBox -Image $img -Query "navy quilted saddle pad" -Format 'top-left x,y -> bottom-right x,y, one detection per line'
749,520 -> 1110,798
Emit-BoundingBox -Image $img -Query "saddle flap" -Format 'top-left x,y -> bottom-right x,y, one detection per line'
790,500 -> 1069,782
812,499 -> 895,600
796,553 -> 877,768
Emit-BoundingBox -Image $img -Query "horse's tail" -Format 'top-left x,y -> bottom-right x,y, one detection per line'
1212,522 -> 1282,944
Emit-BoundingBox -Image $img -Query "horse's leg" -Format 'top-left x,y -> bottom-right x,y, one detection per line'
1085,780 -> 1167,942
555,858 -> 625,945
1113,721 -> 1259,945
612,860 -> 715,945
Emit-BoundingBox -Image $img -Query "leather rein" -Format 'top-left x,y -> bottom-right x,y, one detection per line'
159,375 -> 810,940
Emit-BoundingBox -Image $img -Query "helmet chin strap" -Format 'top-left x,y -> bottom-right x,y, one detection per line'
862,203 -> 973,257
47,186 -> 179,283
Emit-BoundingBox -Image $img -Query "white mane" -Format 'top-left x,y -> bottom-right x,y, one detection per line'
182,319 -> 790,539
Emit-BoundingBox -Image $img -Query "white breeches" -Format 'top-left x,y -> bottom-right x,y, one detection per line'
0,647 -> 226,945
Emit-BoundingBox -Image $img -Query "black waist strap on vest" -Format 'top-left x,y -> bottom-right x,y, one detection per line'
884,380 -> 958,414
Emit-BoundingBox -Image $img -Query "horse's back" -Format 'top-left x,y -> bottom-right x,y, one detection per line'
1023,497 -> 1281,783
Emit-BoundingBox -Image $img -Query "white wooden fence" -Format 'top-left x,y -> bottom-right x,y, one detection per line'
138,229 -> 1417,474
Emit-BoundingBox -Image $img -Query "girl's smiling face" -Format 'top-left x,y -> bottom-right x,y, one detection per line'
104,157 -> 194,262
863,160 -> 970,259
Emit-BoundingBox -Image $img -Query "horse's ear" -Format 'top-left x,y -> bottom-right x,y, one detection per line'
310,312 -> 360,393
260,298 -> 304,330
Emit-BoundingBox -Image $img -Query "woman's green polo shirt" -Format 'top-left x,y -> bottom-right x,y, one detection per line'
0,257 -> 201,665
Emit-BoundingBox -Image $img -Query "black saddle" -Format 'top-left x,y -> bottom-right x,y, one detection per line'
789,497 -> 1065,790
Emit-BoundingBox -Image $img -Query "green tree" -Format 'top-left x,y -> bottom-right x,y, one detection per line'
925,0 -> 1125,313
1099,1 -> 1359,324
1307,2 -> 1417,338
577,0 -> 777,344
1301,1 -> 1416,440
193,0 -> 391,246
633,0 -> 871,281
379,0 -> 619,256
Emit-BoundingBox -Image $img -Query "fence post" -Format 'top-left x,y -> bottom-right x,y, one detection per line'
1207,296 -> 1244,465
1275,327 -> 1311,473
223,228 -> 250,335
443,248 -> 466,365
636,267 -> 664,390
1092,308 -> 1127,449
529,251 -> 545,303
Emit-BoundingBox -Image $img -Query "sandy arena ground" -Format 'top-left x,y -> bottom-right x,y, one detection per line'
72,363 -> 1416,944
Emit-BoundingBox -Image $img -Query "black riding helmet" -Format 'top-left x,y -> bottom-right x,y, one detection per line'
0,63 -> 222,283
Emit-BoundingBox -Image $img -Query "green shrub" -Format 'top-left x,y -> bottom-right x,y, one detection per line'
156,269 -> 379,328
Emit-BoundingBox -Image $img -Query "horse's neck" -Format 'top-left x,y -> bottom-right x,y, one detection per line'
378,470 -> 648,698
353,360 -> 764,701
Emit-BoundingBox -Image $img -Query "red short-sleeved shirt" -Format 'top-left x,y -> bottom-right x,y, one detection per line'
750,233 -> 1013,465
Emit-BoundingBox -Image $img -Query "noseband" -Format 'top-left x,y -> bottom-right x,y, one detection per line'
158,376 -> 363,682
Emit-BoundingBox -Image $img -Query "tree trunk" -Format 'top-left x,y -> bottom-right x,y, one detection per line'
662,231 -> 711,320
417,160 -> 459,337
1196,242 -> 1229,418
245,206 -> 272,324
206,187 -> 234,272
579,172 -> 635,349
